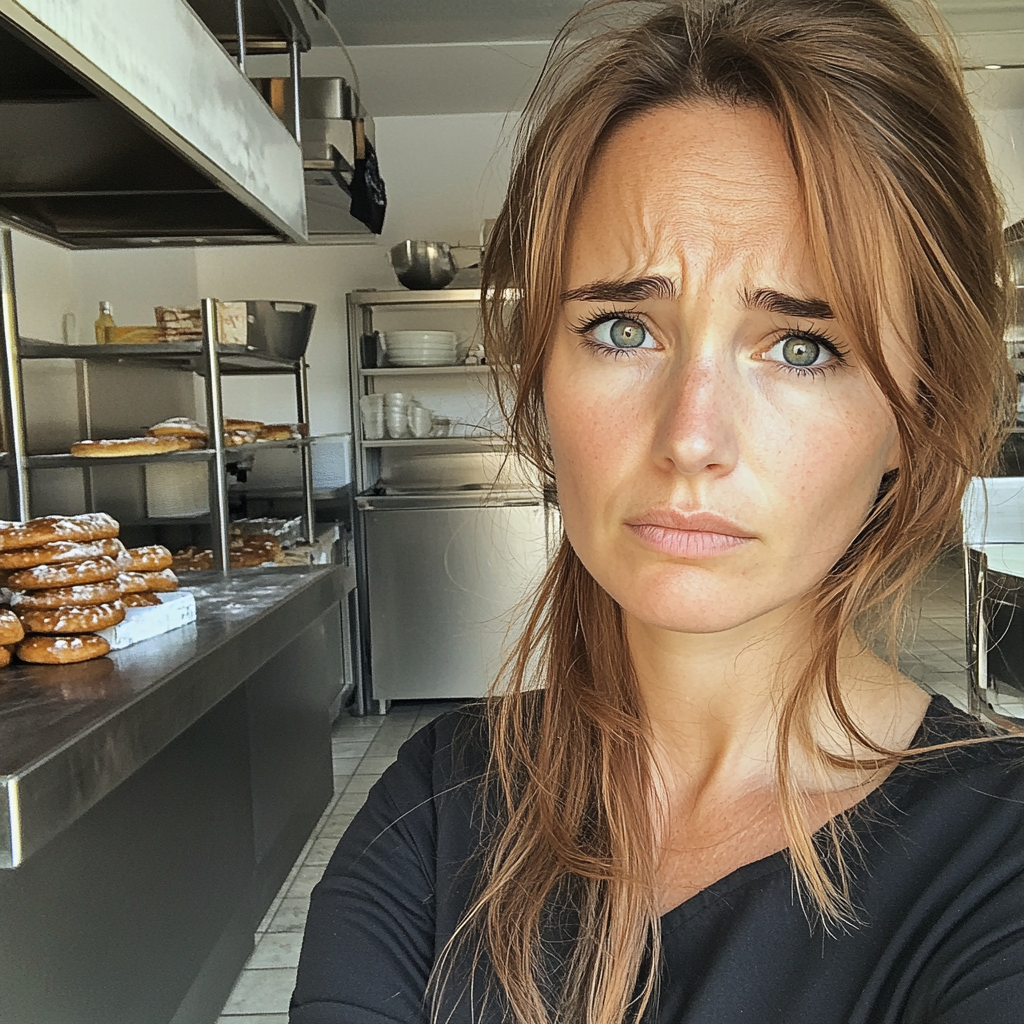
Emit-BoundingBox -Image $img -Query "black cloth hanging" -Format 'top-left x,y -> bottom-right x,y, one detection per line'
350,118 -> 386,234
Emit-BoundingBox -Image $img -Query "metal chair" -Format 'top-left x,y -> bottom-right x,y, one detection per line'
962,476 -> 1024,726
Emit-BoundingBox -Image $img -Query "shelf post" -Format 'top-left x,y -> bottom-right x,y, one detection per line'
202,299 -> 231,574
295,356 -> 315,543
0,230 -> 31,521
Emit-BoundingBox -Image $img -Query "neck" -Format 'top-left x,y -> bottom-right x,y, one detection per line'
627,602 -> 928,796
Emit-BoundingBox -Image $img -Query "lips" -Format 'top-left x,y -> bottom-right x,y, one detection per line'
625,509 -> 755,558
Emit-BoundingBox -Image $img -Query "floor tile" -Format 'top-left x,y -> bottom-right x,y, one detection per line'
266,898 -> 310,934
357,754 -> 396,774
304,836 -> 340,865
333,738 -> 373,758
332,756 -> 362,775
317,812 -> 356,839
217,1015 -> 288,1023
286,865 -> 326,901
341,776 -> 378,798
220,967 -> 296,1015
248,931 -> 304,969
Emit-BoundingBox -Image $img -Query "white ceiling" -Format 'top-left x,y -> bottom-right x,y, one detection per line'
277,0 -> 1024,117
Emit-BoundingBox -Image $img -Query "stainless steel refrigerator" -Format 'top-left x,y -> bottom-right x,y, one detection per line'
357,490 -> 552,708
347,288 -> 555,714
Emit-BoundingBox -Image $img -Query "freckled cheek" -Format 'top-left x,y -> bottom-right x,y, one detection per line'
545,376 -> 647,504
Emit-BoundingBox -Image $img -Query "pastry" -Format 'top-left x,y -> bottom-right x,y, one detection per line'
171,546 -> 213,572
0,645 -> 12,668
0,513 -> 118,552
116,545 -> 173,572
121,591 -> 162,608
0,608 -> 25,646
17,602 -> 125,634
224,431 -> 258,447
8,556 -> 120,591
16,634 -> 111,664
11,581 -> 121,610
256,424 -> 298,442
146,417 -> 207,439
224,418 -> 264,432
117,568 -> 178,594
0,537 -> 125,570
71,436 -> 204,457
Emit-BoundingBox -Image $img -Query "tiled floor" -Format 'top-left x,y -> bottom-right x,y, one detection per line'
216,552 -> 975,1022
216,701 -> 456,1024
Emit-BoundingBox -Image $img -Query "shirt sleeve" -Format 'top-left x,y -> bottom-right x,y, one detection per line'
290,723 -> 441,1024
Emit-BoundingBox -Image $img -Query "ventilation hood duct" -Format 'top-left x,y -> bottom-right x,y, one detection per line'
0,0 -> 308,248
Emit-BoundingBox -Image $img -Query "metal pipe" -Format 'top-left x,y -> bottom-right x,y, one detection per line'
289,38 -> 302,146
295,356 -> 315,543
0,230 -> 30,521
201,299 -> 231,574
234,0 -> 247,74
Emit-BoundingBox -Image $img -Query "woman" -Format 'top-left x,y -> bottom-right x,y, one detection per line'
293,1 -> 1022,1021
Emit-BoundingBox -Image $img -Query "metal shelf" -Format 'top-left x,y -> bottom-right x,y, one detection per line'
21,436 -> 316,470
347,288 -> 481,309
19,337 -> 301,376
360,365 -> 490,377
360,436 -> 506,450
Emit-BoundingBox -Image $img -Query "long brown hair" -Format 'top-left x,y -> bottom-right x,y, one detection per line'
435,2 -> 1015,1022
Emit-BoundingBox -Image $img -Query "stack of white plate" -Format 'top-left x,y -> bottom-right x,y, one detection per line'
383,330 -> 458,367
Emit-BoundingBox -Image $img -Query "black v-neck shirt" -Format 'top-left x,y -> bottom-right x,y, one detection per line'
292,697 -> 1024,1023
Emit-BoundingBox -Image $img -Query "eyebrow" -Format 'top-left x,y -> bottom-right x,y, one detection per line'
560,275 -> 677,303
559,278 -> 835,321
745,287 -> 834,320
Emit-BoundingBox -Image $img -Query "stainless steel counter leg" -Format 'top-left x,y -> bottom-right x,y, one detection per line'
295,356 -> 315,543
202,299 -> 231,574
0,229 -> 30,521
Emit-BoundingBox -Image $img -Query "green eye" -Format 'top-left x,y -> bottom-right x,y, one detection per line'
782,337 -> 820,366
595,318 -> 649,349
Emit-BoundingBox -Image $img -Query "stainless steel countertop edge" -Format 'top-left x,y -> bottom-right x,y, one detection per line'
2,566 -> 346,868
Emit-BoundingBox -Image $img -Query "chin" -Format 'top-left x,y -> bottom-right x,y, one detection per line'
592,559 -> 805,636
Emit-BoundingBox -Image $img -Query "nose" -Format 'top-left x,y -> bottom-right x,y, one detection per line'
653,350 -> 740,477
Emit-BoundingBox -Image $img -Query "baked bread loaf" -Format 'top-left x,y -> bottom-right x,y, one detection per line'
122,591 -> 162,608
0,608 -> 25,646
8,556 -> 119,591
117,567 -> 178,594
17,602 -> 125,634
224,431 -> 258,447
0,513 -> 118,552
11,581 -> 121,609
224,418 -> 264,432
0,645 -> 12,668
146,417 -> 207,440
0,537 -> 125,569
17,634 -> 111,664
117,545 -> 173,572
256,424 -> 297,442
171,546 -> 213,572
71,436 -> 204,457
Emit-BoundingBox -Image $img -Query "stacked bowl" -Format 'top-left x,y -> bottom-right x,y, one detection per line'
382,331 -> 458,367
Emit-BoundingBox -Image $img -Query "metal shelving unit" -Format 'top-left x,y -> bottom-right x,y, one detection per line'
0,229 -> 316,572
347,288 -> 495,494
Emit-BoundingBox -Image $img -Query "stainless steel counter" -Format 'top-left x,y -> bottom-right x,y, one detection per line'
0,565 -> 348,868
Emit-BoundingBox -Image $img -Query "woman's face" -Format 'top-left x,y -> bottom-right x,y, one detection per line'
544,102 -> 911,635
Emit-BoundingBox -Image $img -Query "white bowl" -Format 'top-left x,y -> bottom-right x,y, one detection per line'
389,355 -> 459,367
385,330 -> 457,346
386,342 -> 457,352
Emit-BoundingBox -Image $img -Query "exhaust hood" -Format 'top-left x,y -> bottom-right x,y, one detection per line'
0,0 -> 308,248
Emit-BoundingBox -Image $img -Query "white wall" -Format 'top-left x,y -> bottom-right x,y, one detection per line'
4,110 -> 517,472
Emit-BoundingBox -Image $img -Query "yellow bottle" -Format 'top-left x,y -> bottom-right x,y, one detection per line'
94,301 -> 115,345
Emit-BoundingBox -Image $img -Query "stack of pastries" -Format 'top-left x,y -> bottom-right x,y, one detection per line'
0,514 -> 179,665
